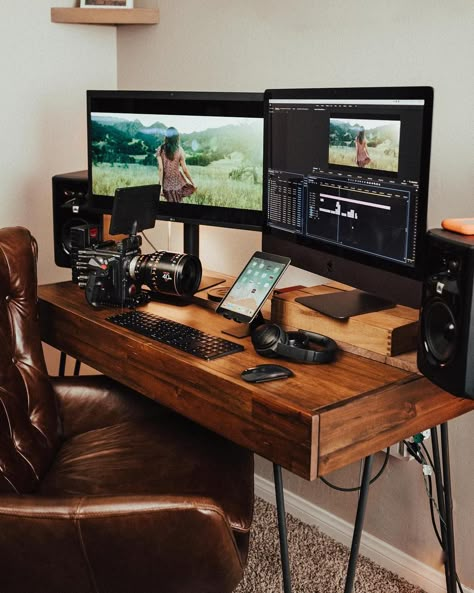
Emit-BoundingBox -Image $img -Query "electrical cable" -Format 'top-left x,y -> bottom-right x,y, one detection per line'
424,454 -> 464,593
407,442 -> 446,541
421,442 -> 438,481
141,230 -> 157,252
418,441 -> 448,548
319,448 -> 390,492
406,437 -> 464,593
425,475 -> 463,593
425,473 -> 444,546
403,440 -> 424,464
422,469 -> 447,531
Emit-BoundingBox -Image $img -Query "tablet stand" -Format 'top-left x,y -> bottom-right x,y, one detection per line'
222,310 -> 265,339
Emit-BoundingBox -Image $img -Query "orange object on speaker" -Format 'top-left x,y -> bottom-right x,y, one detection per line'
441,217 -> 474,235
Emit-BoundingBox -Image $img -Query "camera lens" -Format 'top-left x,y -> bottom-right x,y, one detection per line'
130,251 -> 202,297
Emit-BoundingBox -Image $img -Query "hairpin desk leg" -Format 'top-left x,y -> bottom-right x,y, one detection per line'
73,359 -> 82,376
440,423 -> 457,593
58,352 -> 82,377
431,424 -> 458,593
273,463 -> 292,593
58,352 -> 67,377
344,454 -> 374,593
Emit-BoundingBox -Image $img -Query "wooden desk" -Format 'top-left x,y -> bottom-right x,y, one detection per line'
38,281 -> 474,593
38,282 -> 473,480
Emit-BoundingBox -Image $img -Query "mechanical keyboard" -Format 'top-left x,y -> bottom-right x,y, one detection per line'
106,310 -> 244,361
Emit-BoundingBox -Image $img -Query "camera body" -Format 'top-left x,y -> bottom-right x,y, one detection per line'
77,234 -> 146,308
72,231 -> 202,308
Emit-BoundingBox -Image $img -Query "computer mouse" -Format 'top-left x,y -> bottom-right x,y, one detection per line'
241,364 -> 294,383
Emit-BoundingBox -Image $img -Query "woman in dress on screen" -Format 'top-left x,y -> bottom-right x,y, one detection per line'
156,127 -> 197,203
354,127 -> 371,168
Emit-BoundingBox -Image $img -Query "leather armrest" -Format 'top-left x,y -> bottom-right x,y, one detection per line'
0,493 -> 231,521
0,494 -> 245,593
51,375 -> 170,439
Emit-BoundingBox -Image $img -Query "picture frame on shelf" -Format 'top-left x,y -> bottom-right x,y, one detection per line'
80,0 -> 134,8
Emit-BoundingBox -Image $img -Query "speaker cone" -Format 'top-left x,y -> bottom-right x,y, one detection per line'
423,299 -> 457,364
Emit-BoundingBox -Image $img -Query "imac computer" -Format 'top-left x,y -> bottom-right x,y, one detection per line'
87,90 -> 264,258
262,86 -> 434,318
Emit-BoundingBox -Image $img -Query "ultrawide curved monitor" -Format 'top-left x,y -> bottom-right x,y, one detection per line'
87,90 -> 264,231
262,86 -> 434,311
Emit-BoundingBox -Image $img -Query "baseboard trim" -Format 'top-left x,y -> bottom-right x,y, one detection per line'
255,475 -> 473,593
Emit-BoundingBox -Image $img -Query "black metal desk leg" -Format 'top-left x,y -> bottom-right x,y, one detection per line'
430,426 -> 451,592
58,352 -> 82,377
58,352 -> 67,377
73,359 -> 82,376
343,454 -> 374,593
441,423 -> 457,593
273,463 -> 292,593
431,424 -> 459,593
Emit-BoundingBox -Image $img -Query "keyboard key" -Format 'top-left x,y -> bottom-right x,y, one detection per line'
106,310 -> 244,361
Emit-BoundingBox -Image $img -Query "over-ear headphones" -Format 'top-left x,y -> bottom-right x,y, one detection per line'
251,323 -> 337,364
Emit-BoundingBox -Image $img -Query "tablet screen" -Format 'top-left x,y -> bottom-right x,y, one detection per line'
216,251 -> 290,324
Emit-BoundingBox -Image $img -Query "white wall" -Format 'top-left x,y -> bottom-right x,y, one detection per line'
0,1 -> 117,373
0,1 -> 117,285
118,0 -> 473,276
117,0 -> 474,587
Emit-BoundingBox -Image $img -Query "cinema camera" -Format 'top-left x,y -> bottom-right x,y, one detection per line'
72,185 -> 202,308
74,233 -> 201,308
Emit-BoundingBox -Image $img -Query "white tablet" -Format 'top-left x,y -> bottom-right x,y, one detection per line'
216,251 -> 290,324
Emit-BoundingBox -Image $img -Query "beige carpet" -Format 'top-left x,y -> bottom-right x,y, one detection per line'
235,497 -> 427,593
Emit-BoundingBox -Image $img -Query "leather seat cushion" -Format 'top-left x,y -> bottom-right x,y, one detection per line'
38,414 -> 253,533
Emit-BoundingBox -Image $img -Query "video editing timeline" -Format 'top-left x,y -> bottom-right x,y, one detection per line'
266,97 -> 426,268
306,177 -> 413,264
267,169 -> 417,265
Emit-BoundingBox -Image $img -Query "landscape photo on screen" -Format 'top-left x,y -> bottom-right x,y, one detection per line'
328,117 -> 401,172
90,112 -> 263,209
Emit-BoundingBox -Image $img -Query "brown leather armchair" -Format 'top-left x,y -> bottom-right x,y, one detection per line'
0,227 -> 254,593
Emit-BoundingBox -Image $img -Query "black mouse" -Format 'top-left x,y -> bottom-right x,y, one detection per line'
241,364 -> 294,383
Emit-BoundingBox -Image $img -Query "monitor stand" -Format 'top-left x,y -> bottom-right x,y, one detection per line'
184,222 -> 225,292
222,311 -> 265,339
295,289 -> 395,320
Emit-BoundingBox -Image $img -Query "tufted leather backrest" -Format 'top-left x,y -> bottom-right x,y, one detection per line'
0,227 -> 60,494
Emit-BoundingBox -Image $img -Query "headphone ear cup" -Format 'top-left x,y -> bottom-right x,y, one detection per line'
251,323 -> 286,357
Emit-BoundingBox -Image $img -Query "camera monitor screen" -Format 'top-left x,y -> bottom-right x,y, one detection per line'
216,251 -> 290,324
109,184 -> 161,236
87,90 -> 264,230
263,86 -> 433,313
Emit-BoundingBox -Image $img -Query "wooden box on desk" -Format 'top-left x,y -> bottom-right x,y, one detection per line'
271,284 -> 419,357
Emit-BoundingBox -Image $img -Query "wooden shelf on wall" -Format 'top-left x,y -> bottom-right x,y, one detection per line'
51,7 -> 160,26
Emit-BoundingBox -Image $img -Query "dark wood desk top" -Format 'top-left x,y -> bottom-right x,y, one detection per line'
38,282 -> 474,481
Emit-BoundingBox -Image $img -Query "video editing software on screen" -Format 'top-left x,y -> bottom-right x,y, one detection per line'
266,98 -> 426,268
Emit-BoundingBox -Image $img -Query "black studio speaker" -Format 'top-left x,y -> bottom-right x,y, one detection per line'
52,171 -> 102,268
417,229 -> 474,399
